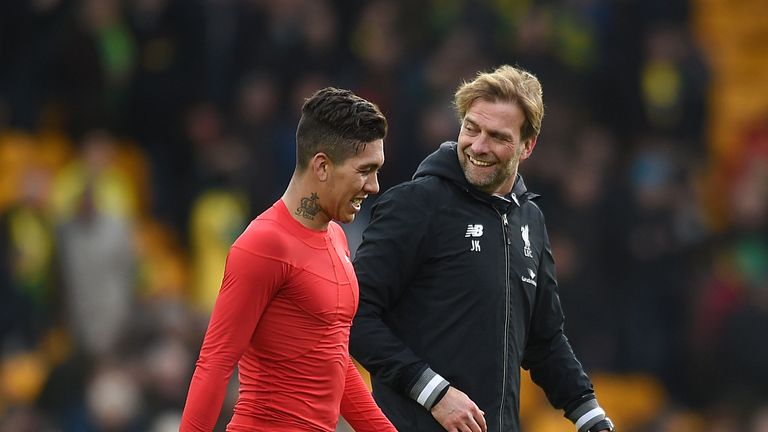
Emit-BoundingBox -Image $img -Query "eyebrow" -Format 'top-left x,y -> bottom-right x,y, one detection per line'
357,162 -> 382,171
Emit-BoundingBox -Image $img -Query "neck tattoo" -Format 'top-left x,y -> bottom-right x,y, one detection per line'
296,192 -> 321,220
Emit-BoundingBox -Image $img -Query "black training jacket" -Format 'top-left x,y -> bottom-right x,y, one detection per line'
350,142 -> 596,432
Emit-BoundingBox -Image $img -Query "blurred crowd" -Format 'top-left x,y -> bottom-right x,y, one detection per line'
1,0 -> 767,431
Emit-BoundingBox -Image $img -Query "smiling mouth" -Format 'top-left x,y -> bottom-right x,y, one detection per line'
351,197 -> 365,209
467,154 -> 493,167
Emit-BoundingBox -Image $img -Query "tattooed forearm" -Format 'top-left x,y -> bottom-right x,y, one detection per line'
296,193 -> 321,220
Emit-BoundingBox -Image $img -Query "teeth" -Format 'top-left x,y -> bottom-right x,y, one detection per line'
468,154 -> 492,167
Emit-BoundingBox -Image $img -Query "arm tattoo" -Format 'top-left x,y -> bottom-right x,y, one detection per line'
296,192 -> 321,220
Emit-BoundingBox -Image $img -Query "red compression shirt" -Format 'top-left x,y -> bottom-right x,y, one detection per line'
180,200 -> 395,432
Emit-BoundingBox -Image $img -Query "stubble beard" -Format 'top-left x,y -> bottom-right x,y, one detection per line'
460,156 -> 517,195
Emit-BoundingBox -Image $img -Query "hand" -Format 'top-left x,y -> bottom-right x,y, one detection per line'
430,386 -> 487,432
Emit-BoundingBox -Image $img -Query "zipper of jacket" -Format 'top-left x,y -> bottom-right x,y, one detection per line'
498,211 -> 512,431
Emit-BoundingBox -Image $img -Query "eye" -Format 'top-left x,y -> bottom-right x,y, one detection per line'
358,167 -> 379,175
463,122 -> 479,135
491,133 -> 514,143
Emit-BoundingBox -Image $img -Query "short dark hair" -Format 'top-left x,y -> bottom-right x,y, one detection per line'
295,87 -> 387,170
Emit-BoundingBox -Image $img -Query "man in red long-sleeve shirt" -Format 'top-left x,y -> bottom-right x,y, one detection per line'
180,87 -> 396,432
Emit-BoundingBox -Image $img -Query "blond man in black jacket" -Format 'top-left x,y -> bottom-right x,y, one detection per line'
350,65 -> 614,432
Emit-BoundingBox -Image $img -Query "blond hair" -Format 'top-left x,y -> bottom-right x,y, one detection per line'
454,65 -> 544,141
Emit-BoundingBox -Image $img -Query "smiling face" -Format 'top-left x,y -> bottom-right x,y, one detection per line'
457,99 -> 537,195
320,139 -> 384,223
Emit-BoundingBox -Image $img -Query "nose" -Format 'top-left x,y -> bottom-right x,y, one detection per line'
470,132 -> 491,154
364,172 -> 380,195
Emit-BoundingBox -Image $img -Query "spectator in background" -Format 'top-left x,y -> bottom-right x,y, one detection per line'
0,165 -> 56,349
546,127 -> 620,372
350,65 -> 614,432
53,0 -> 136,136
56,131 -> 137,357
125,0 -> 205,232
180,87 -> 395,432
0,0 -> 66,130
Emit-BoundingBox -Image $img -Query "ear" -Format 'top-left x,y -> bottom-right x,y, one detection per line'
311,153 -> 332,182
520,136 -> 538,161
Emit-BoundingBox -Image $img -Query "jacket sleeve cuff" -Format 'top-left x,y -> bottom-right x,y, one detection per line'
408,367 -> 450,410
565,398 -> 606,432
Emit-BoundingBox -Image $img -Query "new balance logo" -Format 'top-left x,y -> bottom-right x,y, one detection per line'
465,224 -> 483,237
